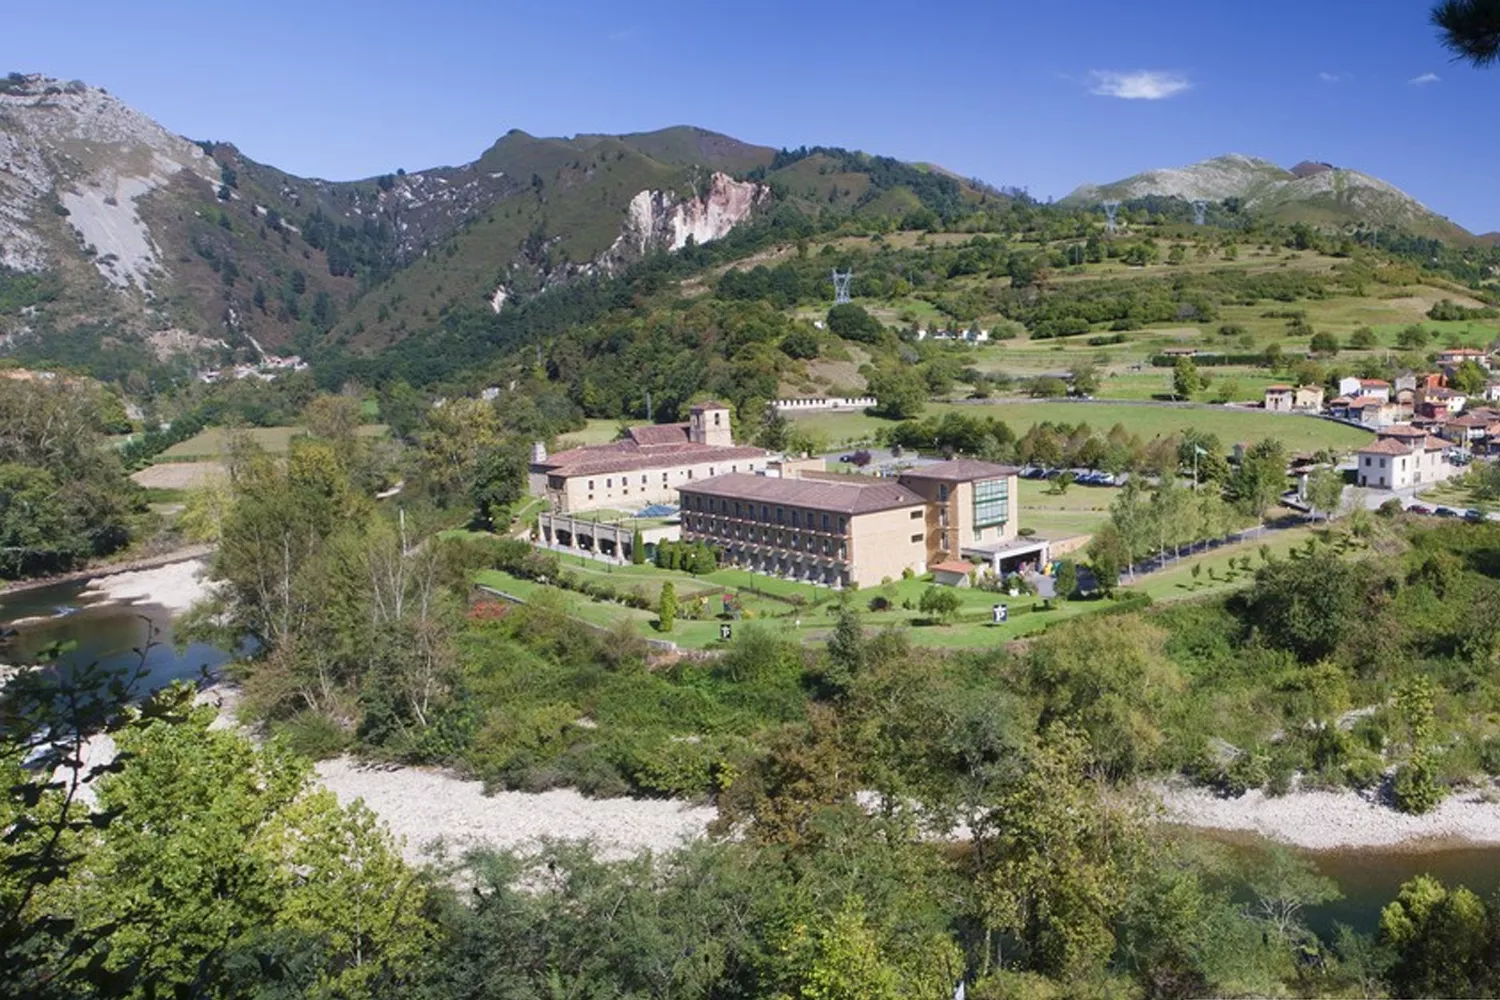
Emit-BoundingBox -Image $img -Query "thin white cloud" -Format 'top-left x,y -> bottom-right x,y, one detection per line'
1318,71 -> 1346,83
1087,70 -> 1192,101
1410,72 -> 1441,85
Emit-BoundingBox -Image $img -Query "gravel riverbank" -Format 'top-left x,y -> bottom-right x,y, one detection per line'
80,558 -> 212,614
1151,778 -> 1500,850
314,757 -> 717,865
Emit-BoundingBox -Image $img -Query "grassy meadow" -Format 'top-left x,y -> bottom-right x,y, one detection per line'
157,424 -> 389,462
789,401 -> 1373,453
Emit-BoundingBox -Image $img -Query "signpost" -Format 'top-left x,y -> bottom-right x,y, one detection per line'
719,623 -> 733,641
991,604 -> 1008,625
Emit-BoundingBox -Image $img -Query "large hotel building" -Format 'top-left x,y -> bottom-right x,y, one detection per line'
531,402 -> 768,513
678,460 -> 1035,589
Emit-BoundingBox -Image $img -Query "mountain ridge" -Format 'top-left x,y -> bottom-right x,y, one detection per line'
0,73 -> 989,364
1064,153 -> 1471,243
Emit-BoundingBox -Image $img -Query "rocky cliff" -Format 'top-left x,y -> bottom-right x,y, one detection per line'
616,172 -> 766,256
0,74 -> 218,287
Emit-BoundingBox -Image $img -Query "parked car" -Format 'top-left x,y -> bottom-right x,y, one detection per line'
1435,507 -> 1459,518
1407,504 -> 1433,515
1464,508 -> 1487,523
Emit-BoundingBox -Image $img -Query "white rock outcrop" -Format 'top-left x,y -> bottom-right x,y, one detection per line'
613,172 -> 765,258
0,75 -> 218,286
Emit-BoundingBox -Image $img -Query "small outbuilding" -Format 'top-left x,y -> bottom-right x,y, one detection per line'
931,560 -> 976,587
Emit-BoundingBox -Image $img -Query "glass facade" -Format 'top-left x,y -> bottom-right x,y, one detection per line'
972,477 -> 1009,529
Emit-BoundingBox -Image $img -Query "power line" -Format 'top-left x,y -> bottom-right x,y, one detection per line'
831,269 -> 853,305
1101,200 -> 1121,235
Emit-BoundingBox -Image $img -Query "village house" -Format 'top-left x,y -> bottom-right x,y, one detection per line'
1337,376 -> 1390,400
1263,385 -> 1294,412
1355,435 -> 1451,490
1348,397 -> 1401,429
1416,386 -> 1467,418
531,402 -> 769,513
1295,384 -> 1326,411
677,459 -> 1035,589
1376,424 -> 1430,445
1264,384 -> 1325,412
1438,413 -> 1493,448
1438,347 -> 1491,371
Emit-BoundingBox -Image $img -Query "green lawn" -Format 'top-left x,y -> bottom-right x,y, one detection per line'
555,419 -> 642,448
470,520 -> 1328,650
1094,369 -> 1287,404
788,401 -> 1371,453
157,424 -> 389,461
1018,479 -> 1113,538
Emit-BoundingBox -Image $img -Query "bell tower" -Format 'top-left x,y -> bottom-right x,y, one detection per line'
689,401 -> 733,447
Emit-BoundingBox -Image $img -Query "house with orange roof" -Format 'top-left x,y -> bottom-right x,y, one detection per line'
1355,435 -> 1451,490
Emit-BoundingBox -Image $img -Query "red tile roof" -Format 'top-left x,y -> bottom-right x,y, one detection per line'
1359,439 -> 1417,456
1360,434 -> 1446,455
931,560 -> 976,576
625,423 -> 693,446
898,459 -> 1019,483
680,472 -> 925,515
539,425 -> 767,477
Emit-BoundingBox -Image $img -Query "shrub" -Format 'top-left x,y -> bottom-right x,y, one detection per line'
1479,736 -> 1500,776
1392,760 -> 1445,815
1343,748 -> 1385,790
275,710 -> 350,760
918,585 -> 962,624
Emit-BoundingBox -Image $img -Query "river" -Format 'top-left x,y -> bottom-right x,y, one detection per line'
1203,831 -> 1500,935
0,573 -> 232,692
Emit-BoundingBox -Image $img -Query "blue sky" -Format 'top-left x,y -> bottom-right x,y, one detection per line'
7,0 -> 1498,231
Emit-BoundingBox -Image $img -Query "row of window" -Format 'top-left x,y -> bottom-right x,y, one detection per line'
719,548 -> 849,587
972,477 -> 1010,529
683,494 -> 849,534
576,462 -> 762,494
686,517 -> 850,558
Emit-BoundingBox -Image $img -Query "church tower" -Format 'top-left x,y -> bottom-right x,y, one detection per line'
689,401 -> 733,447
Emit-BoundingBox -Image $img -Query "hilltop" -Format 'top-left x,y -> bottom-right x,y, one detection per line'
0,73 -> 993,369
1065,153 -> 1472,243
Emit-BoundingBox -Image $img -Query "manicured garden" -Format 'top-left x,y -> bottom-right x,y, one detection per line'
467,521 -> 1323,651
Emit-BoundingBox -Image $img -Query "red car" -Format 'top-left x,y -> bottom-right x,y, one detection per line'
1407,504 -> 1434,515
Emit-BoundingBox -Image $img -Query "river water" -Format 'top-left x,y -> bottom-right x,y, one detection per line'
0,576 -> 231,692
1202,831 -> 1500,935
